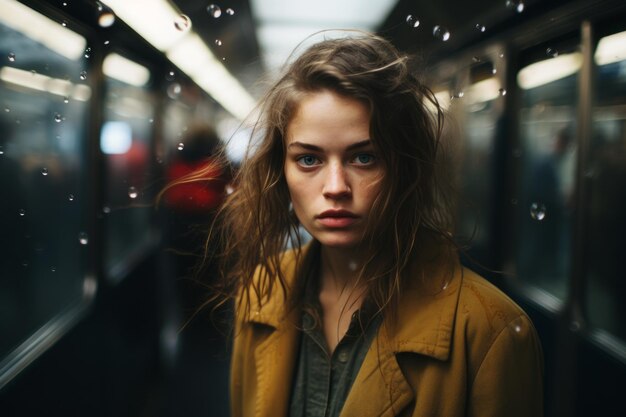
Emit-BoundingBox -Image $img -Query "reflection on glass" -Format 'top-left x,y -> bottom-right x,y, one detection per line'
456,64 -> 503,266
101,58 -> 155,279
586,30 -> 626,343
0,9 -> 89,368
515,52 -> 578,299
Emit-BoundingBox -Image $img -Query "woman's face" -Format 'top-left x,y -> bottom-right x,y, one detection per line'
284,90 -> 384,249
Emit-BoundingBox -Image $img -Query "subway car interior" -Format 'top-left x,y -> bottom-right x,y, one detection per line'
1,0 -> 625,416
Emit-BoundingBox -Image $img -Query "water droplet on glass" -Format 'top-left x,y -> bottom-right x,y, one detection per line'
84,47 -> 91,58
80,71 -> 87,80
506,0 -> 525,13
530,202 -> 546,221
149,118 -> 154,123
41,167 -> 49,176
8,52 -> 16,62
18,209 -> 26,216
51,266 -> 57,272
4,107 -> 9,112
406,15 -> 420,28
225,8 -> 235,16
475,24 -> 486,32
166,70 -> 175,81
167,83 -> 181,99
104,40 -> 110,45
207,4 -> 222,18
546,47 -> 559,57
98,11 -> 115,27
498,88 -> 507,96
177,142 -> 185,151
472,56 -> 481,63
31,69 -> 37,75
215,39 -> 222,46
221,57 -> 226,61
499,52 -> 505,58
61,20 -> 68,27
62,2 -> 67,6
68,194 -> 75,201
96,1 -> 103,11
0,146 -> 4,155
78,232 -> 89,245
128,186 -> 138,199
102,206 -> 111,214
451,91 -> 464,99
492,68 -> 497,74
174,14 -> 191,31
54,113 -> 63,123
433,25 -> 451,42
514,324 -> 521,332
62,96 -> 69,104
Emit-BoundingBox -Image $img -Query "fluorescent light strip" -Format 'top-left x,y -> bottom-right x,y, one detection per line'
0,66 -> 91,101
102,0 -> 256,120
595,30 -> 626,66
517,53 -> 582,90
0,0 -> 86,60
103,53 -> 150,87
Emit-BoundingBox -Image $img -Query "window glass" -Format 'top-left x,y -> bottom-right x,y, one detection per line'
514,48 -> 580,299
101,54 -> 155,280
0,3 -> 90,364
586,29 -> 626,342
456,60 -> 505,265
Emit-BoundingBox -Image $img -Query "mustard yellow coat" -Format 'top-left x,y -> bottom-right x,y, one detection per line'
230,249 -> 544,417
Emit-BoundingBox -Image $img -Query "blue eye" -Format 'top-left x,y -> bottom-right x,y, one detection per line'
297,155 -> 319,166
353,153 -> 375,165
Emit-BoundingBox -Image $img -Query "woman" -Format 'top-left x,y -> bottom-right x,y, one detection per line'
214,33 -> 543,417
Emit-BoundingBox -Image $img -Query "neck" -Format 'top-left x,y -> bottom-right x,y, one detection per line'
319,244 -> 366,295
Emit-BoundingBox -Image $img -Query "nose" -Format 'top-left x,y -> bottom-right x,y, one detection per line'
322,162 -> 351,199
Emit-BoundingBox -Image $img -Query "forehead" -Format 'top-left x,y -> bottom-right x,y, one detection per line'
285,90 -> 371,146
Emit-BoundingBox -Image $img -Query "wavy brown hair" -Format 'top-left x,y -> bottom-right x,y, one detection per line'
209,32 -> 456,322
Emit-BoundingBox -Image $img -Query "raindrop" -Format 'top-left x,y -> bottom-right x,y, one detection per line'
41,167 -> 49,176
8,52 -> 15,62
177,142 -> 185,151
222,57 -> 226,61
506,0 -> 525,13
80,70 -> 87,80
78,232 -> 89,245
18,209 -> 26,216
84,47 -> 91,58
0,146 -> 3,155
498,88 -> 507,96
98,10 -> 115,27
63,96 -> 69,104
492,68 -> 497,74
215,39 -> 222,46
96,1 -> 103,11
102,206 -> 111,214
68,194 -> 75,201
51,266 -> 57,272
128,186 -> 138,199
207,4 -> 222,18
546,47 -> 559,57
165,70 -> 175,81
499,52 -> 505,58
167,83 -> 182,99
225,8 -> 235,16
104,40 -> 110,45
54,113 -> 63,123
149,118 -> 154,123
4,107 -> 9,112
472,56 -> 481,63
406,15 -> 420,28
62,2 -> 67,6
451,91 -> 464,99
61,20 -> 68,27
514,324 -> 522,332
530,202 -> 546,221
433,25 -> 451,42
174,14 -> 191,31
475,24 -> 486,32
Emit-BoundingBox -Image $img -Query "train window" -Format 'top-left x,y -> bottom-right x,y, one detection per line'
585,28 -> 626,343
514,42 -> 581,300
0,0 -> 92,377
456,59 -> 505,265
101,53 -> 156,280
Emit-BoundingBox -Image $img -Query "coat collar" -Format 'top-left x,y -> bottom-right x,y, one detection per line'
243,241 -> 463,417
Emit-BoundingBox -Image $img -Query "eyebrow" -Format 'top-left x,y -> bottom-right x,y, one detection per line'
287,139 -> 373,152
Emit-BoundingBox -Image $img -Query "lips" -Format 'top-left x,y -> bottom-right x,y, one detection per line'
316,209 -> 358,228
